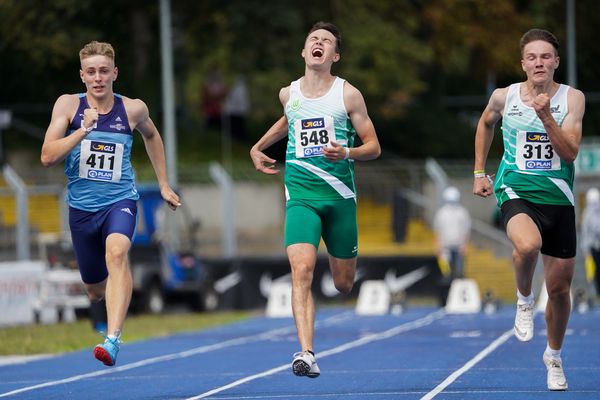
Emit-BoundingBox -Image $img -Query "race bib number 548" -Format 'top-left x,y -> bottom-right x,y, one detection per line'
515,130 -> 560,171
79,139 -> 124,182
294,116 -> 334,158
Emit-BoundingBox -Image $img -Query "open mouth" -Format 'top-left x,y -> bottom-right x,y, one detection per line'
312,48 -> 323,58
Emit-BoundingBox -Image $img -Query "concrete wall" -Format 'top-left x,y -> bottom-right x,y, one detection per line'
181,183 -> 285,231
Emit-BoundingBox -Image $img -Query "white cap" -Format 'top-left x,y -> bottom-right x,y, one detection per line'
442,186 -> 460,203
586,188 -> 600,204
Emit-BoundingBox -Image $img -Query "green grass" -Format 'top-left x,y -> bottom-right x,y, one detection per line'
0,311 -> 253,356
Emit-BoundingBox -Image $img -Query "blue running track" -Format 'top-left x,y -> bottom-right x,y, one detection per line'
0,306 -> 598,399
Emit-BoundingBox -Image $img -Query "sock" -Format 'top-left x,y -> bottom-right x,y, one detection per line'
108,330 -> 122,342
545,344 -> 561,360
517,289 -> 534,305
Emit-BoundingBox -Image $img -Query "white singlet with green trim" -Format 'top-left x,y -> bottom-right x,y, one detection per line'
284,77 -> 357,200
494,83 -> 574,206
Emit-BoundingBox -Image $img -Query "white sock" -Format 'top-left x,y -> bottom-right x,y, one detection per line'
545,344 -> 561,360
517,289 -> 534,305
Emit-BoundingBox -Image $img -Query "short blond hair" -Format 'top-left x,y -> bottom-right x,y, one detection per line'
79,41 -> 115,62
520,29 -> 559,57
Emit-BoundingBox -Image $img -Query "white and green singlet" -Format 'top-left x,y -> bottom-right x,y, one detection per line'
494,83 -> 574,207
284,77 -> 357,201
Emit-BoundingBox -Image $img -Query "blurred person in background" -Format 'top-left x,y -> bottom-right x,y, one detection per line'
581,187 -> 600,295
41,41 -> 180,367
201,68 -> 227,132
250,21 -> 380,378
224,74 -> 250,140
473,28 -> 585,390
433,186 -> 471,281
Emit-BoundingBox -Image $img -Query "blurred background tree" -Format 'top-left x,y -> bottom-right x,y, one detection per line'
0,0 -> 598,164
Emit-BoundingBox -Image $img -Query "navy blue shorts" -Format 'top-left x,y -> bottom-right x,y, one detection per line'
69,199 -> 138,284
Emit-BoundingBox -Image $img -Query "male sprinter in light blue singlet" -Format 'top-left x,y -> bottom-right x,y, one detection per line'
41,41 -> 180,367
473,29 -> 585,391
250,22 -> 381,378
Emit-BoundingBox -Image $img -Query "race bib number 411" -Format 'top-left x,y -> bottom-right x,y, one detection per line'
294,116 -> 334,158
515,130 -> 560,171
79,139 -> 124,182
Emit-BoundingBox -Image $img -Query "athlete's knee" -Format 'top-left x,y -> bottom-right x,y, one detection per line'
86,284 -> 105,301
291,261 -> 314,283
334,279 -> 353,294
513,236 -> 542,258
546,280 -> 571,301
105,245 -> 129,268
330,258 -> 356,294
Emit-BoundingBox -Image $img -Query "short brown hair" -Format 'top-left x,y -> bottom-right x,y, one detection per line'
307,21 -> 341,53
520,29 -> 559,56
79,41 -> 115,62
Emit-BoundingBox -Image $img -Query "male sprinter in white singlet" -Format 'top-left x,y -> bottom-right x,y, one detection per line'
473,29 -> 585,390
250,22 -> 381,378
41,41 -> 180,367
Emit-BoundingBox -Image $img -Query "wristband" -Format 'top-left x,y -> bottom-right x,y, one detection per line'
344,147 -> 350,160
474,173 -> 487,178
473,169 -> 485,175
83,125 -> 94,134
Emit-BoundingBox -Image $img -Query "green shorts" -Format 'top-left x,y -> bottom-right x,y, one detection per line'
284,198 -> 358,259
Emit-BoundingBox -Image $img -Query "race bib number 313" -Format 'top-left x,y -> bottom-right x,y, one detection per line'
515,130 -> 560,171
79,139 -> 124,182
294,116 -> 334,158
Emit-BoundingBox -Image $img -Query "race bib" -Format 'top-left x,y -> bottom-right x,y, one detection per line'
294,116 -> 334,158
515,130 -> 560,171
79,139 -> 124,182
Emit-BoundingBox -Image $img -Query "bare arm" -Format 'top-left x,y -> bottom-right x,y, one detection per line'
249,87 -> 290,175
324,82 -> 380,161
473,88 -> 506,198
533,88 -> 585,163
40,94 -> 97,167
127,98 -> 180,210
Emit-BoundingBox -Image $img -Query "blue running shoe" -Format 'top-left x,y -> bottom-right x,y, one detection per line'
93,335 -> 121,366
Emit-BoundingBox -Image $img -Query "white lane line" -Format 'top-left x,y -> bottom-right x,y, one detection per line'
183,388 -> 600,399
0,312 -> 353,398
186,309 -> 446,400
420,328 -> 514,400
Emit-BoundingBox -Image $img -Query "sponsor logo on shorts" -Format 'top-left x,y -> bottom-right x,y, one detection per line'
87,170 -> 113,180
120,207 -> 134,216
91,141 -> 116,153
301,117 -> 325,129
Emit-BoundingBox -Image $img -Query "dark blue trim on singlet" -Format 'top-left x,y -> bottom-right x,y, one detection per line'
68,94 -> 133,136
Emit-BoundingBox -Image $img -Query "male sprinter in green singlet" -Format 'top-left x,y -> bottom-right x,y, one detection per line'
250,21 -> 380,378
473,29 -> 585,391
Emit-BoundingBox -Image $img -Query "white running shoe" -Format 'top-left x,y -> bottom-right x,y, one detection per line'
543,352 -> 568,391
292,351 -> 320,378
514,302 -> 534,341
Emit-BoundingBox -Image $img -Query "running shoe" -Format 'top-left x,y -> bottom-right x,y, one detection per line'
292,351 -> 320,378
93,335 -> 121,366
543,352 -> 568,391
514,302 -> 534,341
